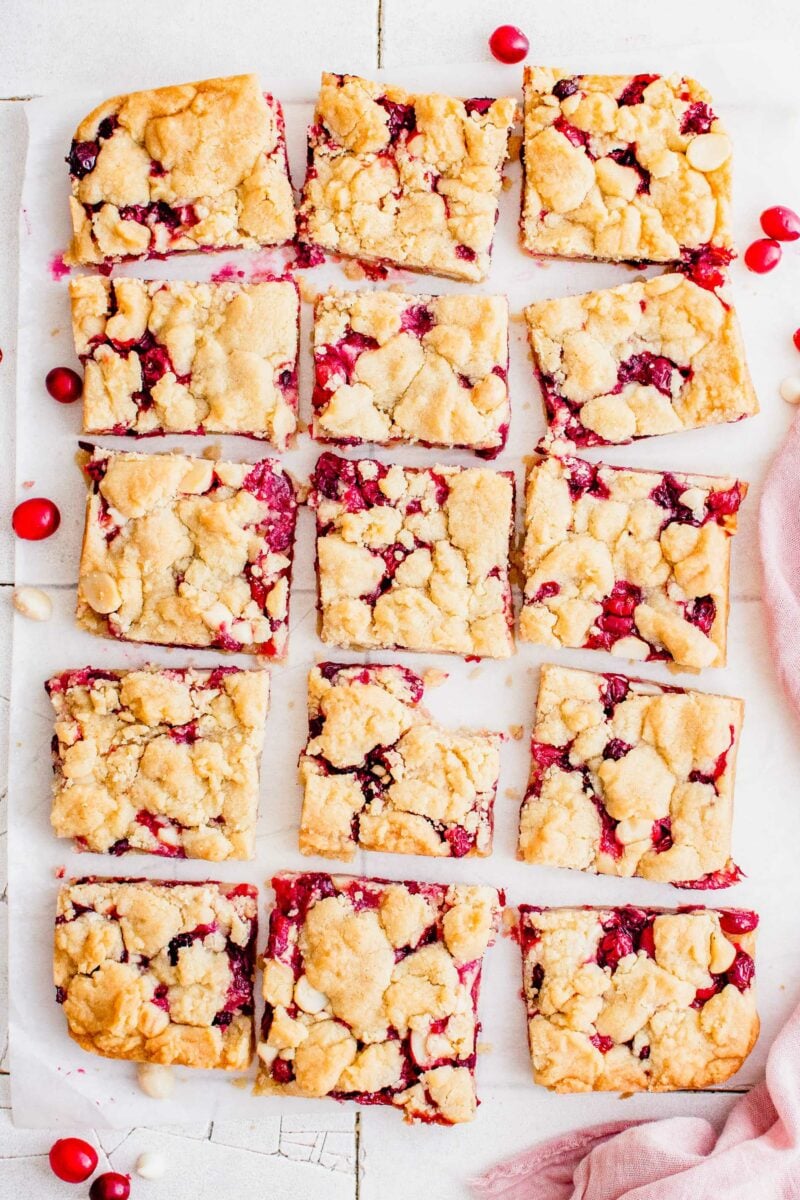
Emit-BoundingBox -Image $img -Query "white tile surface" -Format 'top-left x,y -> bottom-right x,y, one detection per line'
3,4 -> 800,1198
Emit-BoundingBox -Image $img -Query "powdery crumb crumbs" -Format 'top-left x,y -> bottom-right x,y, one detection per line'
509,724 -> 524,741
201,442 -> 223,461
508,133 -> 522,162
54,865 -> 65,879
502,176 -> 514,192
505,787 -> 521,801
343,260 -> 369,281
502,908 -> 519,936
505,675 -> 513,688
477,1041 -> 493,1055
298,278 -> 318,304
423,669 -> 448,688
468,666 -> 483,681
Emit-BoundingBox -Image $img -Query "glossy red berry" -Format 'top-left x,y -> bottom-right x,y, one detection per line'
12,497 -> 61,540
89,1173 -> 131,1200
719,909 -> 759,935
48,1137 -> 98,1183
760,205 -> 800,242
489,24 -> 529,64
46,366 -> 82,403
744,238 -> 782,274
793,329 -> 800,353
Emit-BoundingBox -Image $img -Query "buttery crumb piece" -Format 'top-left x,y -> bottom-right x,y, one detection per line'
65,74 -> 295,266
299,72 -> 516,282
299,662 -> 502,860
55,877 -> 258,1069
519,664 -> 744,886
519,904 -> 758,1091
520,454 -> 746,671
47,665 -> 269,860
256,872 -> 502,1123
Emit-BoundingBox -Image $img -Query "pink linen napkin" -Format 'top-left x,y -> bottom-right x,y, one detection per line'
472,416 -> 800,1198
472,998 -> 800,1199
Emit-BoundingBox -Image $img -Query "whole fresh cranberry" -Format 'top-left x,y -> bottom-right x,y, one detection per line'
760,205 -> 800,242
48,1137 -> 98,1183
744,238 -> 782,273
489,24 -> 529,64
89,1173 -> 131,1200
12,497 -> 61,540
46,366 -> 83,403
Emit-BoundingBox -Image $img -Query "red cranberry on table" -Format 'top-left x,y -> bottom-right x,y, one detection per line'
744,238 -> 782,274
45,366 -> 82,403
793,329 -> 800,352
489,25 -> 529,64
48,1137 -> 98,1183
89,1173 -> 131,1200
12,496 -> 61,540
760,205 -> 800,242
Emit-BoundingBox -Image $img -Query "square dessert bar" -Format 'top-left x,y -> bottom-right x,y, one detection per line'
520,455 -> 746,671
521,68 -> 733,269
309,453 -> 515,658
256,872 -> 502,1124
519,904 -> 758,1092
71,276 -> 300,449
298,72 -> 517,282
299,662 -> 502,860
77,447 -> 297,658
47,666 -> 270,861
55,878 -> 259,1069
65,74 -> 295,267
312,288 -> 510,456
525,273 -> 758,447
519,665 -> 744,887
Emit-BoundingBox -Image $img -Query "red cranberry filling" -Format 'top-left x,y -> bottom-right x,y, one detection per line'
617,74 -> 659,106
678,244 -> 734,292
593,797 -> 624,860
675,862 -> 743,890
600,673 -> 631,713
603,738 -> 632,761
688,725 -> 734,789
531,580 -> 560,604
681,101 -> 716,135
553,115 -> 592,152
455,244 -> 477,261
597,909 -> 654,968
315,337 -> 379,391
692,947 -> 754,1008
615,351 -> 688,396
562,457 -> 610,500
590,1033 -> 614,1053
168,720 -> 198,745
606,146 -> 650,193
376,96 -> 417,142
586,581 -> 643,650
312,453 -> 389,513
719,909 -> 758,935
400,304 -> 435,337
684,595 -> 716,636
651,817 -> 673,853
553,77 -> 580,100
444,826 -> 475,857
464,98 -> 494,116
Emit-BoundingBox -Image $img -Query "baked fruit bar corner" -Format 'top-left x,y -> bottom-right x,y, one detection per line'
312,288 -> 510,455
71,276 -> 300,449
519,664 -> 743,887
48,665 -> 270,860
525,273 -> 758,447
520,454 -> 746,671
65,74 -> 295,266
521,68 -> 733,270
55,878 -> 258,1069
299,662 -> 502,860
519,904 -> 758,1092
299,72 -> 517,281
309,453 -> 515,658
77,447 -> 297,658
256,872 -> 502,1123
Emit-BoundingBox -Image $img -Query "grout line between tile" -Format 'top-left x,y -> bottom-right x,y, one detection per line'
376,0 -> 384,68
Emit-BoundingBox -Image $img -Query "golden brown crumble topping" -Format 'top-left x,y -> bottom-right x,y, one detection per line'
299,663 -> 502,860
299,73 -> 516,282
519,905 -> 758,1092
55,878 -> 258,1069
71,277 -> 299,448
521,68 -> 733,264
256,873 -> 501,1123
66,74 -> 295,266
525,274 -> 758,446
77,448 -> 297,659
520,455 -> 746,671
48,666 -> 269,861
519,664 -> 743,884
312,288 -> 510,453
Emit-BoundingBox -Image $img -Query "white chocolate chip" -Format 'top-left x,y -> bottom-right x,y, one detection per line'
686,133 -> 731,173
136,1151 -> 166,1180
136,1062 -> 175,1099
81,571 -> 121,614
780,375 -> 800,405
294,975 -> 329,1014
12,586 -> 52,621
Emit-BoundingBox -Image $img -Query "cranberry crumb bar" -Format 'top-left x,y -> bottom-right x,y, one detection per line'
70,276 -> 299,448
298,73 -> 517,282
309,453 -> 515,658
521,68 -> 733,271
55,877 -> 258,1069
520,455 -> 746,671
299,662 -> 502,860
519,665 -> 744,886
525,274 -> 758,447
519,904 -> 758,1092
47,666 -> 270,860
77,447 -> 297,658
312,288 -> 510,455
65,74 -> 295,267
256,872 -> 501,1124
